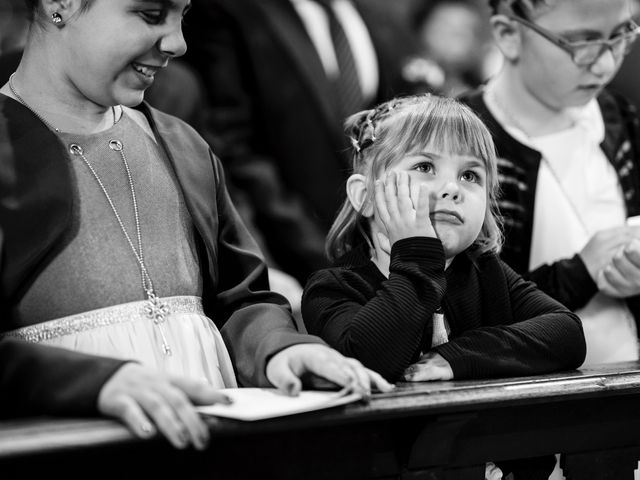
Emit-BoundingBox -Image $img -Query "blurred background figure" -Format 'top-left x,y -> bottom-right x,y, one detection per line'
0,0 -> 29,81
178,0 -> 421,309
403,0 -> 501,97
609,0 -> 640,109
0,0 -> 28,56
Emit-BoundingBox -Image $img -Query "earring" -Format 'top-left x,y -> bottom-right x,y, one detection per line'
51,12 -> 63,25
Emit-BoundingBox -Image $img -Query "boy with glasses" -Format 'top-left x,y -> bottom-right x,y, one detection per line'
461,2 -> 640,478
462,0 -> 640,369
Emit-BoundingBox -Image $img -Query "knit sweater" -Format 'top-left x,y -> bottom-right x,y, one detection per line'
460,88 -> 640,319
302,237 -> 586,382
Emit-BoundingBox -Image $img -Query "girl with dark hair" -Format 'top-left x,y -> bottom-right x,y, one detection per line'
0,0 -> 390,446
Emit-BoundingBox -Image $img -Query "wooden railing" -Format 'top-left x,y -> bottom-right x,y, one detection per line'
3,362 -> 640,479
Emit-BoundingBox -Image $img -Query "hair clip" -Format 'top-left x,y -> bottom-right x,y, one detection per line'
366,118 -> 376,141
349,136 -> 361,153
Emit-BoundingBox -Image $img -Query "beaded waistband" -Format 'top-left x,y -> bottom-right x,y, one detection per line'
2,296 -> 203,343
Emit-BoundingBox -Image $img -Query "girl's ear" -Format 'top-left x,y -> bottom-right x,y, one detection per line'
41,0 -> 80,22
490,15 -> 523,62
346,174 -> 374,218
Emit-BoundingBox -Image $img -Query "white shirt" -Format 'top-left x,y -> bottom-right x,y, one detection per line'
486,95 -> 638,366
289,0 -> 379,102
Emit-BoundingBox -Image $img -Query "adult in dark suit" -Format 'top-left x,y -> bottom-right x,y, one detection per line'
183,0 -> 420,285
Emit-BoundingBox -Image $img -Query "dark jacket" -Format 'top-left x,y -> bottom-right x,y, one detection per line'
460,88 -> 640,322
182,0 -> 419,283
0,339 -> 125,418
302,237 -> 586,383
0,95 -> 323,387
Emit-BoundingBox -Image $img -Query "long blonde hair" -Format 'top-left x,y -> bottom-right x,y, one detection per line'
326,94 -> 502,261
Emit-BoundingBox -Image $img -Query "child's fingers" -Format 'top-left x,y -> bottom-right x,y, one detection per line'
396,171 -> 413,214
485,462 -> 504,480
403,364 -> 450,382
376,232 -> 391,255
384,171 -> 400,218
403,353 -> 454,381
623,238 -> 640,268
599,262 -> 638,297
374,179 -> 391,226
112,395 -> 157,440
415,183 -> 431,224
402,363 -> 439,382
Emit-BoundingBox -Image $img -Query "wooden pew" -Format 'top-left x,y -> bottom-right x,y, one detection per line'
2,362 -> 640,479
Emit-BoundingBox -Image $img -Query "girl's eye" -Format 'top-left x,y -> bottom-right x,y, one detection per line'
139,10 -> 166,24
461,170 -> 480,183
414,162 -> 434,174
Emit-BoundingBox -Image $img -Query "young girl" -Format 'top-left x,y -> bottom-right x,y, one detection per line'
302,94 -> 586,385
461,0 -> 640,367
302,94 -> 585,480
0,0 -> 390,446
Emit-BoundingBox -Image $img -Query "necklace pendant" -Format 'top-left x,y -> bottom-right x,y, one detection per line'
144,291 -> 170,324
144,292 -> 173,356
162,343 -> 173,356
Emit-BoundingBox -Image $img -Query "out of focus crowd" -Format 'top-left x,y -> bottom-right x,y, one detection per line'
2,0 -> 638,314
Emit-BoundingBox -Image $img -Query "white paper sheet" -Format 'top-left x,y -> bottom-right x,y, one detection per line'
197,388 -> 363,421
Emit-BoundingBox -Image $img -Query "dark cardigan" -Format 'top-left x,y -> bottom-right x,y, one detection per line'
302,237 -> 586,382
0,339 -> 126,418
0,95 -> 324,387
460,88 -> 640,321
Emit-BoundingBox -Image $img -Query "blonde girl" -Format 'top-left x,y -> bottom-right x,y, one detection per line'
302,94 -> 585,384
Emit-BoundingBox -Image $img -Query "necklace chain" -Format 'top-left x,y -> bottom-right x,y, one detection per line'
8,72 -> 118,133
9,73 -> 60,133
10,72 -> 172,355
70,141 -> 173,356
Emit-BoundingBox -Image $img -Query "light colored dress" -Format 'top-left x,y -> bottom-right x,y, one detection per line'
4,110 -> 237,388
4,296 -> 237,387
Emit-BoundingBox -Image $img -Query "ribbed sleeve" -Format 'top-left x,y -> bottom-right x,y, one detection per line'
302,238 -> 446,381
303,242 -> 586,383
526,254 -> 598,311
434,259 -> 586,379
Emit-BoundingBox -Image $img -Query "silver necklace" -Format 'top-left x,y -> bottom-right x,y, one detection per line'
70,140 -> 173,356
487,86 -> 590,236
8,72 -> 118,133
10,72 -> 172,355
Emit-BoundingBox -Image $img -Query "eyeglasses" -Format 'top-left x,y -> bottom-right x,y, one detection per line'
509,14 -> 640,67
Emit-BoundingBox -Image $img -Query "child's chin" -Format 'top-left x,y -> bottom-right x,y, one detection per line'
440,237 -> 473,260
443,247 -> 464,260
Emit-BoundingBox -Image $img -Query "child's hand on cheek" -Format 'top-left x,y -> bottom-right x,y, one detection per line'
373,229 -> 391,256
374,170 -> 436,248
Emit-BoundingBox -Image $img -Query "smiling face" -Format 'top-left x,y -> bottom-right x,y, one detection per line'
55,0 -> 190,108
516,0 -> 634,109
388,149 -> 488,259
